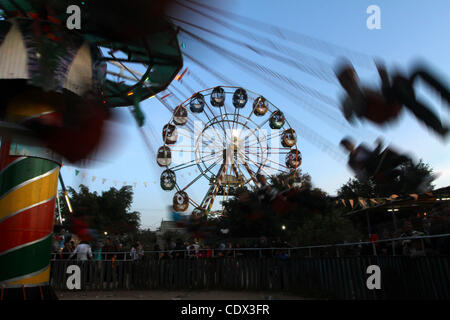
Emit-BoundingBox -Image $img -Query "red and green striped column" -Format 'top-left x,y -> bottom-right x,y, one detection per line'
0,140 -> 60,294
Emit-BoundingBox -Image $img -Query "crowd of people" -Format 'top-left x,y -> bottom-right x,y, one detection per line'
52,236 -> 145,262
153,237 -> 292,260
52,199 -> 449,262
51,235 -> 293,262
53,208 -> 450,262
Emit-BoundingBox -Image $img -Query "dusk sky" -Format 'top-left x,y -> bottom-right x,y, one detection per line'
60,0 -> 450,230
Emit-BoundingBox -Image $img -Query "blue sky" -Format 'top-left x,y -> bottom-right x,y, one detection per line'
60,0 -> 450,230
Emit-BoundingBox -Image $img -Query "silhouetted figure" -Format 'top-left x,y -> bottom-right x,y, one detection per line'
337,60 -> 449,138
340,137 -> 411,184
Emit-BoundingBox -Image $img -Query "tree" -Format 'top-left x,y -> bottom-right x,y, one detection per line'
269,170 -> 312,191
59,184 -> 141,235
136,228 -> 157,248
218,170 -> 361,245
288,209 -> 363,246
338,159 -> 435,199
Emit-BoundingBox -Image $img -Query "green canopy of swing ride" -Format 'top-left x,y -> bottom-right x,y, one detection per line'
0,0 -> 183,108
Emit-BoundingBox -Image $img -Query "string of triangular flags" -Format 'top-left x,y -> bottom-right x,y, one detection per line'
335,192 -> 432,210
62,165 -> 199,190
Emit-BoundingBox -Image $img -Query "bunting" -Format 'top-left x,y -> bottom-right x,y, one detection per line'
358,197 -> 367,208
59,166 -> 198,190
335,189 -> 449,211
349,199 -> 354,208
335,195 -> 398,210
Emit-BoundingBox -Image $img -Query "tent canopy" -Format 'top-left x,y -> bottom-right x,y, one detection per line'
0,0 -> 183,107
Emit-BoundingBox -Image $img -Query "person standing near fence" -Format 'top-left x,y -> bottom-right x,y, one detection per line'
153,243 -> 163,260
174,239 -> 184,259
136,241 -> 144,260
93,242 -> 102,261
130,243 -> 139,261
187,242 -> 197,259
102,238 -> 116,261
60,241 -> 73,260
225,243 -> 234,258
69,241 -> 93,261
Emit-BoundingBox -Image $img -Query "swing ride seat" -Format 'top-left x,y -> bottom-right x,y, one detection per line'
370,148 -> 410,184
364,90 -> 403,125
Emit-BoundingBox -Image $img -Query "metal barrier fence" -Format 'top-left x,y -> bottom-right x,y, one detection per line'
50,255 -> 450,299
49,234 -> 450,299
51,233 -> 450,261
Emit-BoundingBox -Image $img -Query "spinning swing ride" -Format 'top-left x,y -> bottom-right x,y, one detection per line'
0,0 -> 182,299
0,0 -> 429,300
157,86 -> 301,216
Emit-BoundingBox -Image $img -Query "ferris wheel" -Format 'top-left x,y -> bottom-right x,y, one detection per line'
156,86 -> 302,217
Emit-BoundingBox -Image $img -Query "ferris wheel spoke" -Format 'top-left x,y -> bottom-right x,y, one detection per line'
188,197 -> 201,210
201,117 -> 227,149
241,102 -> 257,129
198,131 -> 225,151
242,117 -> 271,142
246,130 -> 284,148
171,127 -> 195,141
182,96 -> 227,148
194,108 -> 227,150
232,107 -> 241,131
174,149 -> 215,154
201,142 -> 224,154
169,152 -> 217,171
218,105 -> 233,133
200,126 -> 228,150
238,149 -> 273,178
239,146 -> 266,165
204,100 -> 229,141
246,146 -> 290,150
172,149 -> 220,155
182,160 -> 220,191
258,153 -> 292,171
197,152 -> 223,178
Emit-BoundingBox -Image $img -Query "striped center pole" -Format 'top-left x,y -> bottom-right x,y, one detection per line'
0,139 -> 60,290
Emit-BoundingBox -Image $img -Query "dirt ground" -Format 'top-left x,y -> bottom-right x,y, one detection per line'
56,290 -> 307,300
